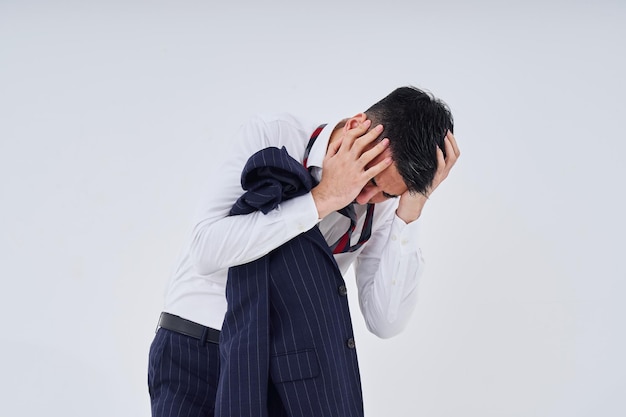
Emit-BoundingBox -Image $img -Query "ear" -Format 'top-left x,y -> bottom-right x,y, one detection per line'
343,112 -> 367,131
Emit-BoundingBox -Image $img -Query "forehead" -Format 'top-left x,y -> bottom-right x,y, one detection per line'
368,148 -> 408,195
375,163 -> 408,196
368,147 -> 408,196
367,148 -> 408,196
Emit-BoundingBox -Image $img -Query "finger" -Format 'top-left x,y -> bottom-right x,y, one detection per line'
353,124 -> 384,152
435,145 -> 446,173
446,130 -> 461,158
443,136 -> 456,164
359,137 -> 389,166
340,119 -> 372,151
326,136 -> 342,158
439,136 -> 457,172
426,146 -> 447,196
363,156 -> 393,180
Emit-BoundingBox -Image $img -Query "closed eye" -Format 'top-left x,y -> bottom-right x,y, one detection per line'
370,178 -> 398,199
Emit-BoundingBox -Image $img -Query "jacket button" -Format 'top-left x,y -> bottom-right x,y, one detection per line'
346,338 -> 356,349
338,285 -> 348,296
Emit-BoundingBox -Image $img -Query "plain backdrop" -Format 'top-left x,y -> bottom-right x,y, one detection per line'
1,1 -> 625,416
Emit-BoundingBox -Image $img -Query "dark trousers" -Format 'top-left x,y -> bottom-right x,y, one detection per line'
148,328 -> 221,417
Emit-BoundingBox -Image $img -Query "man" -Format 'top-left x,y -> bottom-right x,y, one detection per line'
148,86 -> 460,416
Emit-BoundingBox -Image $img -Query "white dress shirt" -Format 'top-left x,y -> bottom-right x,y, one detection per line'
163,113 -> 424,338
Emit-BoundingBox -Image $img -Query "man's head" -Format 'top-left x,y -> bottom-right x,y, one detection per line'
364,86 -> 454,196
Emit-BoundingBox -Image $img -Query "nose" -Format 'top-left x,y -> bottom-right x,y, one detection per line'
355,183 -> 380,205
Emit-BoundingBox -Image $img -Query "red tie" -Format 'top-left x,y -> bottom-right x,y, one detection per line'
303,125 -> 374,254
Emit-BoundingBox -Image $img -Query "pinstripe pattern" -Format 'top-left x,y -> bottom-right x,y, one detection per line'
218,227 -> 363,417
216,145 -> 364,417
230,146 -> 313,216
148,328 -> 221,417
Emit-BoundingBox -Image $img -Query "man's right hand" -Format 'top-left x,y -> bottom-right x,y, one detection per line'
311,118 -> 392,219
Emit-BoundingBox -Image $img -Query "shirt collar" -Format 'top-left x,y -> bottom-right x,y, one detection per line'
306,118 -> 342,170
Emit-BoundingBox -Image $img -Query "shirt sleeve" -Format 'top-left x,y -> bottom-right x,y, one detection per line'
353,205 -> 425,339
189,116 -> 320,275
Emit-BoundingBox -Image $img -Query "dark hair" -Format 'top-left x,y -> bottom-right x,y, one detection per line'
365,86 -> 454,195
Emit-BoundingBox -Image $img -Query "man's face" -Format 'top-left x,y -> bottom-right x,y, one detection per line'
355,147 -> 408,205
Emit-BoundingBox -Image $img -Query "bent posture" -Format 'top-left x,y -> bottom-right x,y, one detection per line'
148,86 -> 460,416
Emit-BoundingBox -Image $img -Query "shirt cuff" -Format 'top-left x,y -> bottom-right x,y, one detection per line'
277,192 -> 320,234
391,215 -> 422,254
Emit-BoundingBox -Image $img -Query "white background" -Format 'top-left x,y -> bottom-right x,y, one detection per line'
1,1 -> 625,416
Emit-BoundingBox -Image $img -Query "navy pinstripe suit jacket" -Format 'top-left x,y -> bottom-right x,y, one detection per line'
215,146 -> 364,417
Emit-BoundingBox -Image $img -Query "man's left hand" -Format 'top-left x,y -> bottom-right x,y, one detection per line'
396,130 -> 461,223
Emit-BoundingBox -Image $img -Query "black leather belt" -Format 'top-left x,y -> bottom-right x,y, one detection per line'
157,312 -> 221,344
